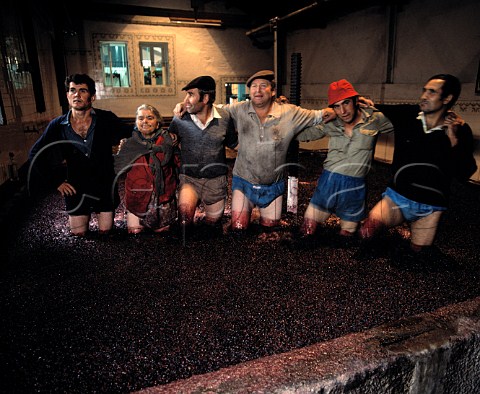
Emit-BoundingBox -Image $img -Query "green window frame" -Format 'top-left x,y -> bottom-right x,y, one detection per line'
139,42 -> 169,86
100,42 -> 130,87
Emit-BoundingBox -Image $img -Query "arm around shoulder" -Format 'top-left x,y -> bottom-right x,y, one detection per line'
296,124 -> 327,142
451,122 -> 478,182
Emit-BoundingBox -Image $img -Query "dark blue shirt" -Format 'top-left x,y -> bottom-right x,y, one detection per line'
60,109 -> 97,157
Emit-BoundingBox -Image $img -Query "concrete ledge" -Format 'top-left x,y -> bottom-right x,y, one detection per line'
138,296 -> 480,393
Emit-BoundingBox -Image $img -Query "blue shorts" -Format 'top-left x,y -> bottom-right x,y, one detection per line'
310,170 -> 366,222
232,176 -> 285,208
383,187 -> 446,222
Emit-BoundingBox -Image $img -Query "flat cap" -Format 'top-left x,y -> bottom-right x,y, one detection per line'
246,70 -> 275,88
182,76 -> 216,91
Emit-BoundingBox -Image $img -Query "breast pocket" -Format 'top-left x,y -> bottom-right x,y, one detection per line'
359,128 -> 379,137
355,130 -> 378,150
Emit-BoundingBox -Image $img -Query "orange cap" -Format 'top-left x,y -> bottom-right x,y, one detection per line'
328,79 -> 359,106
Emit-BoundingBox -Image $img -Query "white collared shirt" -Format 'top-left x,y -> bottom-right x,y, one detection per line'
190,106 -> 222,130
416,111 -> 445,134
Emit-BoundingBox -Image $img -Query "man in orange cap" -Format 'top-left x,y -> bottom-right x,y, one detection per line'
296,79 -> 394,239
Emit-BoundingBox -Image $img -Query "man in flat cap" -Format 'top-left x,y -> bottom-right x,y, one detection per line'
296,79 -> 393,240
223,69 -> 331,231
203,70 -> 329,232
168,76 -> 238,236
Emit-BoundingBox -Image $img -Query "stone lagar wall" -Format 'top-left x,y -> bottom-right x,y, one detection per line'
138,296 -> 480,393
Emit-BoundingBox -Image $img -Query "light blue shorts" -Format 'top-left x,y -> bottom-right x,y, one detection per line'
232,176 -> 285,208
383,187 -> 446,221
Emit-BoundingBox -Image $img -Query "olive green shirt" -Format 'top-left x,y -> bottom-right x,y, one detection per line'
298,107 -> 394,178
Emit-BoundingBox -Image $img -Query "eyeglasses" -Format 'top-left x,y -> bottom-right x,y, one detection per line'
68,88 -> 89,94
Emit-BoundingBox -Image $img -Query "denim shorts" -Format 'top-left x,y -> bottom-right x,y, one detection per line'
310,170 -> 366,222
383,187 -> 446,221
232,176 -> 285,208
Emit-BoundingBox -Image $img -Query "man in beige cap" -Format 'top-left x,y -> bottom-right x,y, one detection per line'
222,70 -> 332,231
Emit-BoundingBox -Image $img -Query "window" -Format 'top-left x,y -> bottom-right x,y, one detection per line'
93,33 -> 176,97
140,42 -> 169,86
5,36 -> 33,90
218,76 -> 251,104
0,3 -> 45,123
225,82 -> 248,104
100,42 -> 130,87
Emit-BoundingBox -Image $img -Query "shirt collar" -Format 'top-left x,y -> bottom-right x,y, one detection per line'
417,111 -> 445,134
61,108 -> 97,125
247,100 -> 278,118
211,106 -> 222,119
190,106 -> 218,130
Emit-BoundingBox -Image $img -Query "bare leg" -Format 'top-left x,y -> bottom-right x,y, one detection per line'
231,190 -> 253,230
69,215 -> 90,236
301,204 -> 330,235
178,183 -> 199,227
339,220 -> 358,236
204,199 -> 225,225
259,195 -> 283,227
97,211 -> 114,234
126,212 -> 144,234
410,211 -> 442,247
359,196 -> 404,239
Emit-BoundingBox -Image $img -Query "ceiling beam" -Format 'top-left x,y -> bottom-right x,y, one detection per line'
82,2 -> 252,28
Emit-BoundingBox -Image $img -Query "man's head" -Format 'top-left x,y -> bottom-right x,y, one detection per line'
421,74 -> 461,113
65,74 -> 96,96
182,76 -> 216,105
328,79 -> 359,107
246,70 -> 276,108
246,70 -> 276,90
65,74 -> 96,110
328,79 -> 360,124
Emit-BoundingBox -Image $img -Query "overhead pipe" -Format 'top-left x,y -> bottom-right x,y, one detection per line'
385,4 -> 398,84
245,2 -> 319,37
246,2 -> 318,97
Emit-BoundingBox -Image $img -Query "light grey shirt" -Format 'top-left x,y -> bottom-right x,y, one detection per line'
222,101 -> 323,184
